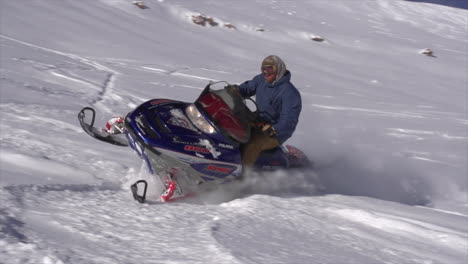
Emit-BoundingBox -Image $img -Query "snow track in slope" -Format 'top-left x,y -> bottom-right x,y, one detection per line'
214,195 -> 468,264
2,186 -> 466,264
0,35 -> 120,113
1,184 -> 241,264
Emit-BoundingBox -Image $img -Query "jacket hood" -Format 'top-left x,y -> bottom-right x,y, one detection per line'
261,55 -> 287,84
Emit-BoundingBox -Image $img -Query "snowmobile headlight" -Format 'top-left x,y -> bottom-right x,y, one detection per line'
186,104 -> 216,134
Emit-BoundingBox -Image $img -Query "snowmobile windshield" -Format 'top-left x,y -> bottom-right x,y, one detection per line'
195,88 -> 251,143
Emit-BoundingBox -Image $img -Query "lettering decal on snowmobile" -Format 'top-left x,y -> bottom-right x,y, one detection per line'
218,143 -> 234,149
184,145 -> 211,154
172,137 -> 204,146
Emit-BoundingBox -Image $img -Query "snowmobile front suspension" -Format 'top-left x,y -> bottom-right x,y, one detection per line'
160,179 -> 177,202
160,168 -> 179,202
131,169 -> 188,203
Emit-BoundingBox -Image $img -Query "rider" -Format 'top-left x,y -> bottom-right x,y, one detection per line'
234,55 -> 302,168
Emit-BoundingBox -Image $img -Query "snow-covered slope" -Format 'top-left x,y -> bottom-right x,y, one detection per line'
1,0 -> 467,263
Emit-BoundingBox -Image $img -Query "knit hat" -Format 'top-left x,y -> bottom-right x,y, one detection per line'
261,55 -> 287,83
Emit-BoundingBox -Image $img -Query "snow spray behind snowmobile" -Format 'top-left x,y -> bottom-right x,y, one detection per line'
78,81 -> 310,202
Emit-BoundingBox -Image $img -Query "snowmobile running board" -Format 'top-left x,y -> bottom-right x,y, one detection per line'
77,107 -> 129,147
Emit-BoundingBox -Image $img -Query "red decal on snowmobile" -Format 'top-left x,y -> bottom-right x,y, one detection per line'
151,99 -> 172,105
207,165 -> 231,173
190,163 -> 237,178
184,145 -> 210,153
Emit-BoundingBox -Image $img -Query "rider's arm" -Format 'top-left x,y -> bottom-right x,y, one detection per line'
272,87 -> 302,144
238,74 -> 263,98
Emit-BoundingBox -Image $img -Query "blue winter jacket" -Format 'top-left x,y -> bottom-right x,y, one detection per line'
238,71 -> 302,144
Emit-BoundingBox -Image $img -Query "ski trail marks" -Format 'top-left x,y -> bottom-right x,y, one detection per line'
142,66 -> 220,82
0,35 -> 119,113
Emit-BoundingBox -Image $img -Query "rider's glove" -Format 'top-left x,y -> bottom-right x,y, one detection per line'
225,84 -> 240,95
261,124 -> 276,137
105,116 -> 125,134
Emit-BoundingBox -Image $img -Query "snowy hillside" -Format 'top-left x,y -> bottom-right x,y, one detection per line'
1,0 -> 467,263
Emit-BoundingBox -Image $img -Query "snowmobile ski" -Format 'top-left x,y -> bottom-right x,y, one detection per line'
78,107 -> 129,147
131,180 -> 148,203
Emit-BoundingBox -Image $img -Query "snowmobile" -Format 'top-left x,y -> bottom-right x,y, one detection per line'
78,81 -> 310,203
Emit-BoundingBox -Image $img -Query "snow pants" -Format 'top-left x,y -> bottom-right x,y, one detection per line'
241,128 -> 280,167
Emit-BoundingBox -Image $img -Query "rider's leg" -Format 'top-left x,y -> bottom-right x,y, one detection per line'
241,129 -> 280,168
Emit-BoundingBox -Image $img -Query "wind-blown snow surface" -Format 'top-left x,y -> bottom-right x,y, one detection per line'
1,0 -> 467,263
